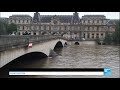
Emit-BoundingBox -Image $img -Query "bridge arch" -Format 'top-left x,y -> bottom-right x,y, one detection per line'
1,52 -> 48,68
64,42 -> 67,45
54,41 -> 63,50
15,52 -> 48,60
0,38 -> 67,68
74,42 -> 79,45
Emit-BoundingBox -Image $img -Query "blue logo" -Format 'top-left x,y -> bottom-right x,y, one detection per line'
104,68 -> 111,75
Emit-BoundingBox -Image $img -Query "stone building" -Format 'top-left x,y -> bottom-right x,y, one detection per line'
8,12 -> 117,40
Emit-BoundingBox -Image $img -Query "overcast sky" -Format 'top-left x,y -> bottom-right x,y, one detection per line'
0,12 -> 119,19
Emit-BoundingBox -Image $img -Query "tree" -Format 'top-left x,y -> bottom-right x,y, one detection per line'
104,31 -> 112,45
0,21 -> 17,35
7,23 -> 17,35
112,21 -> 120,44
0,20 -> 8,35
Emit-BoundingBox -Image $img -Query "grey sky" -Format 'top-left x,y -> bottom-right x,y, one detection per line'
0,12 -> 119,19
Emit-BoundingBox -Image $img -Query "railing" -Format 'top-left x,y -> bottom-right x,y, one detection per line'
0,35 -> 63,51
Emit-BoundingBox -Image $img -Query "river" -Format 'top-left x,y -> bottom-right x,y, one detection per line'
0,42 -> 119,78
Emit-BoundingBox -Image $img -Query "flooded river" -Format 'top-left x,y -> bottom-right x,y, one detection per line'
0,42 -> 119,78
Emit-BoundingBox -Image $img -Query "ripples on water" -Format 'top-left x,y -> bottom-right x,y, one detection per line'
0,42 -> 119,78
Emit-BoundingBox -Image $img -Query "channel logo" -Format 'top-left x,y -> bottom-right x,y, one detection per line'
104,68 -> 111,75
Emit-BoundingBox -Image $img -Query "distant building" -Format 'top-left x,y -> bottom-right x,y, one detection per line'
8,12 -> 117,40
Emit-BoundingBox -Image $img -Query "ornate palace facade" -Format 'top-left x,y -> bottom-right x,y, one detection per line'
8,12 -> 116,40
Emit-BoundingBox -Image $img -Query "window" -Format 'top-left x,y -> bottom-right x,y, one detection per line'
65,26 -> 67,30
27,20 -> 28,23
88,27 -> 90,30
99,27 -> 101,31
97,27 -> 99,31
84,33 -> 85,38
19,20 -> 20,23
87,33 -> 90,38
23,26 -> 24,30
23,20 -> 24,23
36,26 -> 38,30
85,20 -> 88,24
49,26 -> 51,30
83,20 -> 85,23
90,27 -> 92,31
43,26 -> 46,30
85,27 -> 88,31
90,20 -> 92,23
59,27 -> 61,30
96,33 -> 99,38
97,20 -> 99,23
88,20 -> 90,23
34,32 -> 36,35
99,20 -> 101,24
102,20 -> 103,23
101,33 -> 103,36
94,27 -> 97,30
47,26 -> 49,30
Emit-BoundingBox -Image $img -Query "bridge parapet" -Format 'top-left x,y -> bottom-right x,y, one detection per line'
0,35 -> 63,51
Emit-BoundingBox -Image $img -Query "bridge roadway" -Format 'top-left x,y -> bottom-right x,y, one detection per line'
0,35 -> 67,68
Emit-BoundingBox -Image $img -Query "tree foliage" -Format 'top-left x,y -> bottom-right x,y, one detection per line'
0,21 -> 17,35
0,20 -> 8,35
104,31 -> 112,45
7,23 -> 17,34
103,20 -> 120,45
112,21 -> 120,44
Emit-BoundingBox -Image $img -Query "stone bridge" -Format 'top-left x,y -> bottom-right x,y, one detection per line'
0,35 -> 67,68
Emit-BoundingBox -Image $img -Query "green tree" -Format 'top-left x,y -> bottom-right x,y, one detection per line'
112,21 -> 120,44
0,20 -> 8,35
104,31 -> 112,45
7,23 -> 17,34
